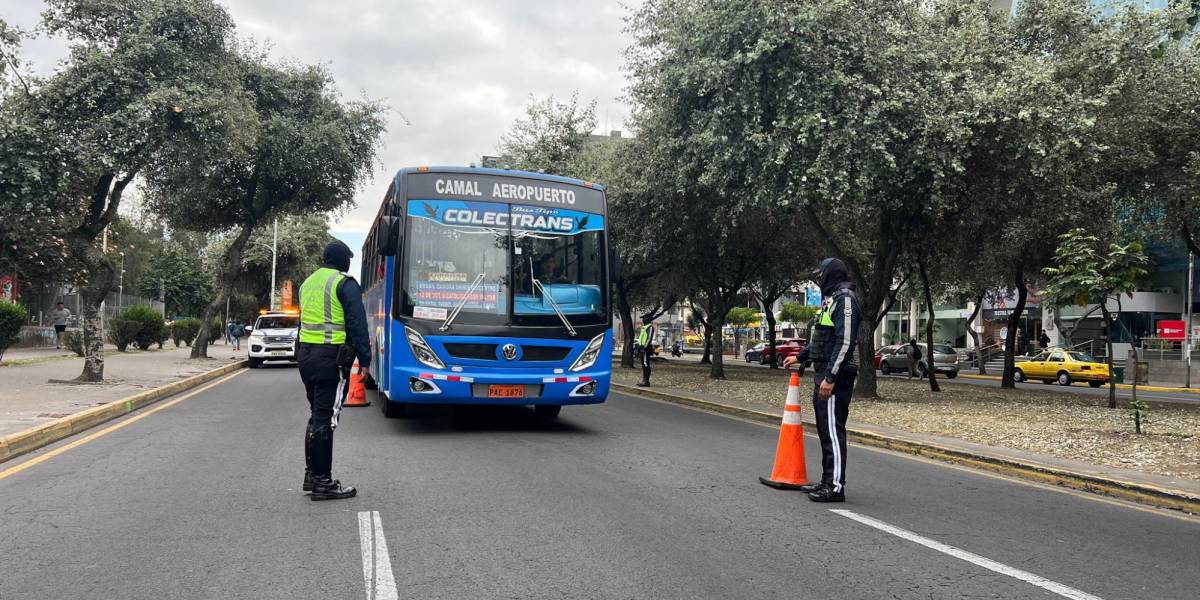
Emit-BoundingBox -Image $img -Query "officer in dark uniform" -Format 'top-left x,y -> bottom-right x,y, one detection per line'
783,258 -> 862,502
297,240 -> 372,501
636,315 -> 656,387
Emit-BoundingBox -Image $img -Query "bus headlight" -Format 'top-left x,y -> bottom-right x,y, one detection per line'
569,333 -> 606,372
405,326 -> 445,370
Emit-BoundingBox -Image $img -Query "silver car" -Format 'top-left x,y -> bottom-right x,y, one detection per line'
878,343 -> 959,378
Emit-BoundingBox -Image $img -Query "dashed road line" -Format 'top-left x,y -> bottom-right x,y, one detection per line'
358,510 -> 398,600
830,509 -> 1103,600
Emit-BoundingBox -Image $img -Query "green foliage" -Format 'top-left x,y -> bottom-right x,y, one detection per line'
171,317 -> 201,347
1128,396 -> 1150,434
497,92 -> 597,175
725,307 -> 757,328
155,322 -> 170,349
64,329 -> 86,357
119,305 -> 164,351
139,244 -> 212,317
0,301 -> 28,361
779,303 -> 818,325
1040,229 -> 1149,308
107,319 -> 140,352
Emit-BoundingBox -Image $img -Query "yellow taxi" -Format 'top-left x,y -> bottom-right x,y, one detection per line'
1013,349 -> 1110,387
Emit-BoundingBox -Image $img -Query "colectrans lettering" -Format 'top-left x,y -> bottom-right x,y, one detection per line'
442,209 -> 575,232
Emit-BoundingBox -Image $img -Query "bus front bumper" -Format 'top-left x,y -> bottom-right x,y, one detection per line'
386,366 -> 610,405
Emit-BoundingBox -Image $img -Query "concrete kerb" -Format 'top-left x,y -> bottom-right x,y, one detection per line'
0,360 -> 248,465
958,372 -> 1200,395
613,383 -> 1200,514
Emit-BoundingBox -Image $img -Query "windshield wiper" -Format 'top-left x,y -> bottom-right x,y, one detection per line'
440,273 -> 486,332
532,277 -> 577,337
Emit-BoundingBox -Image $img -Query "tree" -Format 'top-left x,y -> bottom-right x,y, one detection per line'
2,0 -> 256,381
205,214 -> 334,311
497,92 -> 597,175
138,243 -> 212,318
725,306 -> 757,358
1040,229 -> 1149,409
147,54 -> 386,358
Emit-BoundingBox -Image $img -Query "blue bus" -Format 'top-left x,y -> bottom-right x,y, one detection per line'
360,166 -> 615,418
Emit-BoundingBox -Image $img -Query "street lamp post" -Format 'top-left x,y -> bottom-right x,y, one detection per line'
1187,252 -> 1194,388
250,217 -> 280,311
118,251 -> 125,310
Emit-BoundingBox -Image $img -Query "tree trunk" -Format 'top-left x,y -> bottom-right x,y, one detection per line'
1100,304 -> 1117,409
1001,266 -> 1028,389
1114,296 -> 1139,411
74,248 -> 117,382
192,223 -> 255,359
918,254 -> 940,392
700,322 -> 712,364
709,316 -> 726,379
966,292 -> 985,375
616,286 -> 636,369
854,307 -> 880,399
764,303 -> 779,368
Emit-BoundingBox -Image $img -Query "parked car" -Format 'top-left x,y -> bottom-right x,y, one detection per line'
760,338 -> 806,365
1013,349 -> 1110,387
744,342 -> 768,363
878,343 -> 959,378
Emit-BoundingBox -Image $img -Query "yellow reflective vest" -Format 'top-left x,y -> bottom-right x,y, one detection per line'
299,267 -> 346,344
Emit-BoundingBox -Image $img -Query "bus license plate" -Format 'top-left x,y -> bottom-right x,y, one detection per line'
488,384 -> 525,398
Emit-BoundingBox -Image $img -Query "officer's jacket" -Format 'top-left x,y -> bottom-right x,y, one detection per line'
798,284 -> 862,382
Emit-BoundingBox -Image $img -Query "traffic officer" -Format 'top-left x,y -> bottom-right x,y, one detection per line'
298,240 -> 372,501
636,315 -> 655,387
783,258 -> 862,502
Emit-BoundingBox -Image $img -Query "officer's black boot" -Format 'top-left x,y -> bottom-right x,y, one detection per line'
808,486 -> 845,503
303,421 -> 316,492
310,477 -> 357,500
795,482 -> 826,493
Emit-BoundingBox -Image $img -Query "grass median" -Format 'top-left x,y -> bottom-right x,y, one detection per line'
614,359 -> 1200,483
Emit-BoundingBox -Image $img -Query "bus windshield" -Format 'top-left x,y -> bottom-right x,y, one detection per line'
403,199 -> 606,326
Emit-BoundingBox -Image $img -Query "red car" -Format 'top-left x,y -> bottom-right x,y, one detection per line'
759,338 -> 806,365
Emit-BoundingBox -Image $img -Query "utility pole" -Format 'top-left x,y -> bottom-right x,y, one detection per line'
270,217 -> 278,311
1187,252 -> 1194,388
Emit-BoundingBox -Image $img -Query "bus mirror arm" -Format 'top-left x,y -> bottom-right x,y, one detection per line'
609,245 -> 621,283
379,216 -> 402,257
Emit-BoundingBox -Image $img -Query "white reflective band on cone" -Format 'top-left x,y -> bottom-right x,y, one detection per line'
782,406 -> 804,425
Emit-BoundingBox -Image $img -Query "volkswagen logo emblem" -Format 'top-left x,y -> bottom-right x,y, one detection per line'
501,344 -> 518,361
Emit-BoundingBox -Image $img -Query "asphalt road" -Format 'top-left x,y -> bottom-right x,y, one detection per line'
692,353 -> 1200,405
1,366 -> 1197,599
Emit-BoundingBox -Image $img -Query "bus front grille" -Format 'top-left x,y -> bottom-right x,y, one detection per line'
443,343 -> 498,360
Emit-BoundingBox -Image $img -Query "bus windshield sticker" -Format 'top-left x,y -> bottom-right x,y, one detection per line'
413,306 -> 449,321
408,200 -> 604,236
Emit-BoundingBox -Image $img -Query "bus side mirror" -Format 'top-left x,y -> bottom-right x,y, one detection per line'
609,245 -> 622,283
379,216 -> 401,256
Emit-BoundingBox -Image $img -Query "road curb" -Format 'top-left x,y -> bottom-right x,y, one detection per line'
612,383 -> 1200,514
0,360 -> 247,465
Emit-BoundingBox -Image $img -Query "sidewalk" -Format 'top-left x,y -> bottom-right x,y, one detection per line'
613,379 -> 1200,509
0,343 -> 248,438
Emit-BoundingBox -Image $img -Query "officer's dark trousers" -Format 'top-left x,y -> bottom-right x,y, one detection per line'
298,343 -> 349,478
812,368 -> 856,492
640,347 -> 652,383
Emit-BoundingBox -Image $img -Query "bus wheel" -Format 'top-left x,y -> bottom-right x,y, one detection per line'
381,399 -> 406,419
534,405 -> 562,418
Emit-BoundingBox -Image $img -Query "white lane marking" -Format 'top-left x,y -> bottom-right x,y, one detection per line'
358,511 -> 399,600
830,509 -> 1103,600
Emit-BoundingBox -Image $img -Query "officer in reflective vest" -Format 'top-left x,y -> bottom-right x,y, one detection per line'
636,315 -> 655,387
297,240 -> 372,501
783,258 -> 861,503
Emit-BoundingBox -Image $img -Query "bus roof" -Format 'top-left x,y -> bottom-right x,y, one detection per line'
393,166 -> 606,192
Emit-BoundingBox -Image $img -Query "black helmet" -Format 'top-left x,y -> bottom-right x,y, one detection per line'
641,314 -> 654,325
809,257 -> 850,296
322,240 -> 354,273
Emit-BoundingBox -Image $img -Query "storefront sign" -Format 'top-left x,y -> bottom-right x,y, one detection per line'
1157,319 -> 1186,340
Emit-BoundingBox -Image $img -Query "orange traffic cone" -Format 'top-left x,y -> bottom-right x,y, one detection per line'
758,371 -> 809,489
344,360 -> 370,407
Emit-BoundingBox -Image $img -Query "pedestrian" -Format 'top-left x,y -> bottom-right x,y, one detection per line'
297,240 -> 372,500
783,257 -> 862,503
907,338 -> 922,379
48,301 -> 71,349
636,315 -> 656,387
225,320 -> 234,345
1038,330 -> 1050,350
231,321 -> 245,351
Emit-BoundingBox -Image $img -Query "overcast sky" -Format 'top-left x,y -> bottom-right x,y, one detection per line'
3,0 -> 636,276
